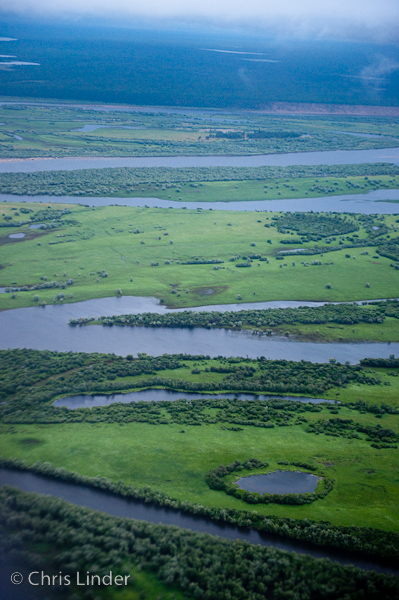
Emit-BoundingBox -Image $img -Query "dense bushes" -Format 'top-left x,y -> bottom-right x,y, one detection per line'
272,212 -> 359,238
377,238 -> 399,261
2,488 -> 399,600
306,417 -> 399,449
0,163 -> 398,196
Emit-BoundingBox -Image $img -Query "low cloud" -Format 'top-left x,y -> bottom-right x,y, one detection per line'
359,56 -> 399,97
1,0 -> 399,41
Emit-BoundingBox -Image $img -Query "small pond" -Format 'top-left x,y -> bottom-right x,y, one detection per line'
8,232 -> 25,239
54,389 -> 331,409
29,223 -> 44,229
236,470 -> 320,495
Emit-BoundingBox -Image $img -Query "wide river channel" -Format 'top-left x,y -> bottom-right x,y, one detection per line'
1,296 -> 399,363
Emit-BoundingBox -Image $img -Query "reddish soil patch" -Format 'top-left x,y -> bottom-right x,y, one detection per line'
256,102 -> 399,117
193,285 -> 229,296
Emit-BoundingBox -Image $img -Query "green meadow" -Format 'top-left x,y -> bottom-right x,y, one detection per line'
1,347 -> 398,534
1,413 -> 398,533
1,203 -> 398,319
105,175 -> 399,202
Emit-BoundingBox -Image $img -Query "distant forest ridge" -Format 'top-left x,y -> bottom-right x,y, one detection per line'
0,20 -> 399,108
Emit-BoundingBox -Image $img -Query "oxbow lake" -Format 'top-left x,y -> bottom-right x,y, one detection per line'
53,389 -> 332,409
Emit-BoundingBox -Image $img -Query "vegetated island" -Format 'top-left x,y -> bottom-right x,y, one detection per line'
72,299 -> 399,343
0,163 -> 398,201
1,204 -> 399,312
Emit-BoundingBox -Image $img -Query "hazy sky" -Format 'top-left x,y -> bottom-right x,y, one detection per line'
1,0 -> 399,42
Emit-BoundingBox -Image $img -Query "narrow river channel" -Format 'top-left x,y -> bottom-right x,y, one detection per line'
0,468 -> 397,576
2,189 -> 399,213
1,147 -> 399,173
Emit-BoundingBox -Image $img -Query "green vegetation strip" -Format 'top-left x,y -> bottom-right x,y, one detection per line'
75,300 -> 399,343
0,163 -> 398,199
2,487 -> 398,600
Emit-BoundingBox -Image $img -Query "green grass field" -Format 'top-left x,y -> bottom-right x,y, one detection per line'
1,203 -> 398,318
1,414 -> 398,532
107,175 -> 399,202
272,317 -> 399,342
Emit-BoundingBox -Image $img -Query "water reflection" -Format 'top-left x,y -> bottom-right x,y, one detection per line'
54,389 -> 331,409
236,471 -> 319,494
0,297 -> 398,363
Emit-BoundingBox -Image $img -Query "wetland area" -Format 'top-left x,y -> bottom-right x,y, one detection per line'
1,97 -> 399,599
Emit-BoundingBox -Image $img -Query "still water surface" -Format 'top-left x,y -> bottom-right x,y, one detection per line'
2,189 -> 399,213
7,232 -> 25,239
1,147 -> 399,173
54,389 -> 331,409
236,470 -> 319,494
1,297 -> 398,363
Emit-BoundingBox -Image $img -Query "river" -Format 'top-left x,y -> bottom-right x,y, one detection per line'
2,188 -> 399,213
1,296 -> 398,363
1,147 -> 399,173
0,468 -> 396,575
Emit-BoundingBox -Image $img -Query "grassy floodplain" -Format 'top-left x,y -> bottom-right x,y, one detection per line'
1,348 -> 399,534
1,203 -> 399,319
1,407 -> 399,532
1,104 -> 399,158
